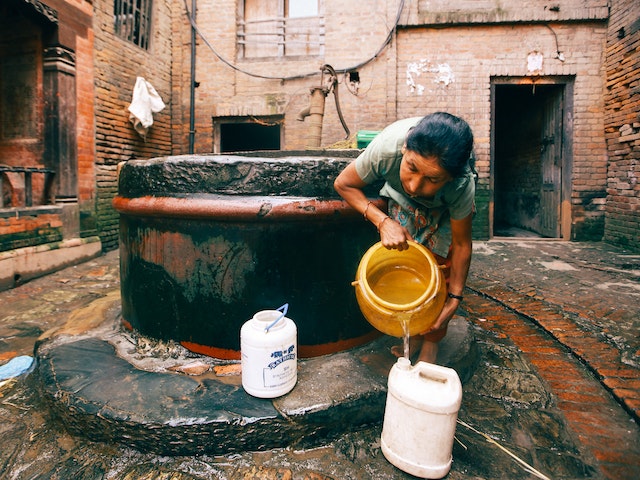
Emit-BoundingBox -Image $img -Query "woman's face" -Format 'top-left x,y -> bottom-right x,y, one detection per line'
399,147 -> 453,199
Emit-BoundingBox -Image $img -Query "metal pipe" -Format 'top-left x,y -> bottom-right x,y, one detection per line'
306,87 -> 327,149
188,0 -> 197,153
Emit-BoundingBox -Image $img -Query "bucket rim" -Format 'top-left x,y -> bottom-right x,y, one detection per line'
357,241 -> 441,311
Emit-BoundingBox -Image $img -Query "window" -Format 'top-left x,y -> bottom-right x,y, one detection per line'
114,0 -> 152,49
214,116 -> 283,153
287,0 -> 319,18
239,0 -> 324,58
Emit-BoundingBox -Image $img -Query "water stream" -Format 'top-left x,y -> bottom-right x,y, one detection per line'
401,316 -> 411,360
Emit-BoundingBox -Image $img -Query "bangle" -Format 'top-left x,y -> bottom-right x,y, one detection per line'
447,292 -> 464,301
363,201 -> 373,221
377,216 -> 391,232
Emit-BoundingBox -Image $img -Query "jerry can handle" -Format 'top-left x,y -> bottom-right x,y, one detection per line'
414,361 -> 451,384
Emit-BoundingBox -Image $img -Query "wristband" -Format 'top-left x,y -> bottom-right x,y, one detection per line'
447,292 -> 464,301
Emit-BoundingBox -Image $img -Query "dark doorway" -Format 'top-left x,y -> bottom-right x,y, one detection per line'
219,121 -> 280,152
493,83 -> 566,238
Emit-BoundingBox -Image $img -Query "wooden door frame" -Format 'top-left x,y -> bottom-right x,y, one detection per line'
490,76 -> 574,240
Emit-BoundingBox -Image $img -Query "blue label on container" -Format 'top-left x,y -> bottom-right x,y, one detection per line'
267,344 -> 295,369
263,344 -> 296,388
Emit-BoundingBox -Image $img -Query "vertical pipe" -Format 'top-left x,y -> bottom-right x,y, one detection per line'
188,0 -> 197,153
306,87 -> 326,149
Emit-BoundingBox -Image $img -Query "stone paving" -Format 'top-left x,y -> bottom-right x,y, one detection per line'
467,240 -> 640,480
0,239 -> 639,479
469,240 -> 640,423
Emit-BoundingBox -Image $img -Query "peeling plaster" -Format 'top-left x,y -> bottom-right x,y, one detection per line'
527,51 -> 544,74
406,59 -> 454,95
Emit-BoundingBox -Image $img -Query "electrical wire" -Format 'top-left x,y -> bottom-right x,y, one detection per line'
183,0 -> 406,82
544,24 -> 565,61
340,0 -> 406,72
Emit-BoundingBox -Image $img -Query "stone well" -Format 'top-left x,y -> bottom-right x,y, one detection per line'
113,151 -> 383,359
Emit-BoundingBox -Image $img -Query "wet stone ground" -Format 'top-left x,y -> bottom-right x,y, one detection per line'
1,246 -> 624,479
1,316 -> 598,478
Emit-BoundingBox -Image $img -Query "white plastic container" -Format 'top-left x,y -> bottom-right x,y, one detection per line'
240,307 -> 297,398
381,357 -> 462,479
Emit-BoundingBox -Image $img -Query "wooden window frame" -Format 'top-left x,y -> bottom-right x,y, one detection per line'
114,0 -> 153,50
237,0 -> 324,59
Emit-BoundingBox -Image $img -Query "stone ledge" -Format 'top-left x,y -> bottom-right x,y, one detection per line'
0,237 -> 102,291
35,310 -> 477,456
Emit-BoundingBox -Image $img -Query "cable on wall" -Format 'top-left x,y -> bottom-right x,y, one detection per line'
182,0 -> 406,82
544,24 -> 565,62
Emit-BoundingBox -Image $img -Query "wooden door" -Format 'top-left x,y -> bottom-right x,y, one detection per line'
539,89 -> 564,237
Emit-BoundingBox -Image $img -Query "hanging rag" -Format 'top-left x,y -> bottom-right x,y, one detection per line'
127,76 -> 166,139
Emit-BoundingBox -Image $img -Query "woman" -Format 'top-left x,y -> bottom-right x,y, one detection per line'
334,112 -> 475,363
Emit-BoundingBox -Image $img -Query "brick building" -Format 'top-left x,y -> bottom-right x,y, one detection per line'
0,0 -> 638,290
0,0 -> 173,289
174,0 -> 614,243
604,0 -> 640,248
0,0 -> 99,290
93,0 -> 173,251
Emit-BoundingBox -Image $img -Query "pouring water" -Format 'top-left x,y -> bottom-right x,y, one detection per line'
400,315 -> 411,361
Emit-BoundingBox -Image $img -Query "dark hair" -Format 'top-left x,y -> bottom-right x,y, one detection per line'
405,112 -> 474,178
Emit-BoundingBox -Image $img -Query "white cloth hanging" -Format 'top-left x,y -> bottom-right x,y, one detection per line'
127,76 -> 166,139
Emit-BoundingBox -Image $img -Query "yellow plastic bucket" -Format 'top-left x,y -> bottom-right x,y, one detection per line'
352,241 -> 446,337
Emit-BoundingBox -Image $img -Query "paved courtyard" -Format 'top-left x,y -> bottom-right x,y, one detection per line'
0,240 -> 638,479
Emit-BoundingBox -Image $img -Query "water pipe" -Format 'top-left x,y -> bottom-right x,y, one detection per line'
296,64 -> 350,149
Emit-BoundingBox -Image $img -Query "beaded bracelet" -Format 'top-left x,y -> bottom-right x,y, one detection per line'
447,292 -> 464,301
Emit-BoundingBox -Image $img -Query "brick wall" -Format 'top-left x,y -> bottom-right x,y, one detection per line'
604,0 -> 640,250
176,0 -> 611,242
175,0 -> 400,154
412,0 -> 609,23
93,0 -> 174,251
73,1 -> 97,236
170,1 -> 190,155
0,210 -> 62,251
395,20 -> 608,241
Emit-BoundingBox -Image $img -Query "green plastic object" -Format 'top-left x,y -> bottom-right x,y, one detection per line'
356,130 -> 381,149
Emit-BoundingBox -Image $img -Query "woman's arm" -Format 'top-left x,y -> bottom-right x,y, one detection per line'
334,163 -> 379,218
426,212 -> 473,333
334,163 -> 412,250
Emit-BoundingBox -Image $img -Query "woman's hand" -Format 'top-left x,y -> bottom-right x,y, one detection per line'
377,216 -> 413,251
335,163 -> 414,250
334,162 -> 417,251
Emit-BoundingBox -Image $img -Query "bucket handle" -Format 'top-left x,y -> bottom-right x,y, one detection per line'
264,303 -> 289,333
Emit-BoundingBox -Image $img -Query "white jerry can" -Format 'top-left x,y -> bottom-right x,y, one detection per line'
240,305 -> 297,398
381,357 -> 462,479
